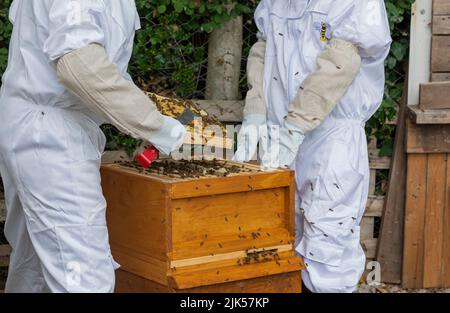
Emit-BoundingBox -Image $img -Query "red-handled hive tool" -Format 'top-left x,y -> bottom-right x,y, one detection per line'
135,108 -> 196,168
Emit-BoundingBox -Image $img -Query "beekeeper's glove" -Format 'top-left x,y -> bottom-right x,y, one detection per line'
233,114 -> 267,162
148,115 -> 186,156
269,122 -> 305,169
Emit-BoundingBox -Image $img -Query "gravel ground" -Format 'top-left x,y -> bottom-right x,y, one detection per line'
1,272 -> 449,293
357,283 -> 450,293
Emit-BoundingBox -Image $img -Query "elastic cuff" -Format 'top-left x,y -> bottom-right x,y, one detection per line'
148,115 -> 186,155
285,121 -> 305,135
285,116 -> 309,134
243,113 -> 267,126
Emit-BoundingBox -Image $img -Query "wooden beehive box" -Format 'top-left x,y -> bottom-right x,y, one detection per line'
101,160 -> 304,291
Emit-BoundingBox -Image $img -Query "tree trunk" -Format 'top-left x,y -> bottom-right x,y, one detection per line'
205,16 -> 243,101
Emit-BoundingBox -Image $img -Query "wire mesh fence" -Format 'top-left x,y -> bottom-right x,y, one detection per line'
130,5 -> 258,101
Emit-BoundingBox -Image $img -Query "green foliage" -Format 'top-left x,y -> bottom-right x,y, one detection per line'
101,124 -> 143,156
0,0 -> 12,76
131,0 -> 253,98
0,0 -> 413,157
366,0 -> 414,156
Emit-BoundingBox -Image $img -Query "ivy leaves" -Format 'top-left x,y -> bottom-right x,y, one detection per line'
0,0 -> 12,76
367,0 -> 414,157
131,0 -> 253,99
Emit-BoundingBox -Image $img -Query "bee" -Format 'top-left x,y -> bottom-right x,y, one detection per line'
320,22 -> 328,41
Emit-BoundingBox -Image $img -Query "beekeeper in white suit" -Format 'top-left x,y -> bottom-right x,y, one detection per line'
0,0 -> 186,292
235,0 -> 391,292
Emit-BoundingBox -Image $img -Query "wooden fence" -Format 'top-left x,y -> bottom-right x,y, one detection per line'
401,0 -> 450,289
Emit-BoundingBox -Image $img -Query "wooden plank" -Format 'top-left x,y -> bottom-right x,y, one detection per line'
423,154 -> 447,288
360,217 -> 374,241
115,269 -> 302,293
171,229 -> 292,263
362,239 -> 378,259
443,154 -> 450,287
0,244 -> 11,267
419,82 -> 450,110
171,188 -> 289,259
169,254 -> 302,289
406,119 -> 450,153
434,0 -> 450,15
408,0 -> 432,106
111,245 -> 169,286
368,137 -> 377,195
196,100 -> 244,123
170,171 -> 292,200
101,167 -> 170,262
433,15 -> 450,34
369,155 -> 392,170
431,36 -> 450,73
403,154 -> 427,289
408,105 -> 450,124
170,244 -> 292,269
365,196 -> 384,217
431,73 -> 450,81
376,77 -> 408,284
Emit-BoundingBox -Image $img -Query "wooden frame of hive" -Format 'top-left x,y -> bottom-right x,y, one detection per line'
101,161 -> 304,290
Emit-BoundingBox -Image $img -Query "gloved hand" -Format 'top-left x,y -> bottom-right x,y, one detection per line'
270,122 -> 305,169
233,114 -> 267,162
148,115 -> 187,155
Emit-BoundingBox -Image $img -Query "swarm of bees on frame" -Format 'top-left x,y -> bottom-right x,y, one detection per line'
119,159 -> 262,179
147,92 -> 228,142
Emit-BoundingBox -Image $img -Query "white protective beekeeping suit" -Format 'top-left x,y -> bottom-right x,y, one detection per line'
0,0 -> 185,292
237,0 -> 391,292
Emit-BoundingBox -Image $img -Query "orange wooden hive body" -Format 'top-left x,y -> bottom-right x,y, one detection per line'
101,161 -> 304,292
